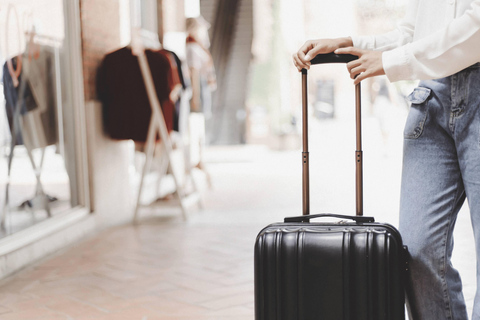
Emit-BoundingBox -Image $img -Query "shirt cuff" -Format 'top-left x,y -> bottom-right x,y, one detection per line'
352,35 -> 376,50
382,44 -> 413,82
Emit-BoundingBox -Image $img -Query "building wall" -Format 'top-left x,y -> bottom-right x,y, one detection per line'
80,0 -> 121,101
162,0 -> 185,33
79,0 -> 133,225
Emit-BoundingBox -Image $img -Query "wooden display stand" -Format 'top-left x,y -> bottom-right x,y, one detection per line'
131,30 -> 202,221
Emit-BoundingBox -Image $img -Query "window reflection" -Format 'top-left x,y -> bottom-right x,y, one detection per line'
0,0 -> 78,237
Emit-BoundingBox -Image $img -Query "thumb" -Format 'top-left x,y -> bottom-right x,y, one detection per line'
335,47 -> 363,56
304,45 -> 328,61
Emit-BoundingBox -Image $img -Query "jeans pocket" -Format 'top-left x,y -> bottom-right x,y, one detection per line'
404,87 -> 431,139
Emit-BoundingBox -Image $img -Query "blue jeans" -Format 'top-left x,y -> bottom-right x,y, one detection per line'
400,63 -> 480,320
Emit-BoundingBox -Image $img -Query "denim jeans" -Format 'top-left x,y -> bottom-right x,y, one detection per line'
399,63 -> 480,320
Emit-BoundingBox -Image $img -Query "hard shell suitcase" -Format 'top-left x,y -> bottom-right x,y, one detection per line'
254,53 -> 408,320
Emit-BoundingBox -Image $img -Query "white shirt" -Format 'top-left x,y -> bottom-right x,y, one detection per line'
352,0 -> 480,82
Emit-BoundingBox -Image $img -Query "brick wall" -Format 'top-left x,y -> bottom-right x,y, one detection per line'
162,0 -> 185,33
79,0 -> 121,101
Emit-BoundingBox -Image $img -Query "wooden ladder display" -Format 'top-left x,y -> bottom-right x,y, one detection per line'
131,31 -> 202,221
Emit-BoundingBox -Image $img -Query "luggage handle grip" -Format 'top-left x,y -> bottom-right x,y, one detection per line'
284,213 -> 375,223
309,53 -> 358,65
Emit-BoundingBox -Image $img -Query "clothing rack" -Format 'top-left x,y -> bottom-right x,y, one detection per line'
28,33 -> 63,48
131,30 -> 202,221
1,35 -> 60,228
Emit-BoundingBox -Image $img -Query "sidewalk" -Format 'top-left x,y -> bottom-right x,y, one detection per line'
0,113 -> 475,319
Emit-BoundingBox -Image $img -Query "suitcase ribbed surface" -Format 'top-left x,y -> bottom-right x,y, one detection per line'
254,223 -> 405,320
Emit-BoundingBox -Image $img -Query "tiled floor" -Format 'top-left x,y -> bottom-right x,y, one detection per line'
0,145 -> 272,320
0,219 -> 258,320
0,115 -> 476,319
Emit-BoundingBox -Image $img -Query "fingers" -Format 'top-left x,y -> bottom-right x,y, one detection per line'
348,61 -> 370,85
336,47 -> 364,82
294,38 -> 349,72
353,70 -> 371,85
334,47 -> 362,56
347,61 -> 365,81
293,41 -> 315,71
298,41 -> 314,61
293,53 -> 311,71
347,59 -> 361,74
348,63 -> 378,85
303,43 -> 326,62
337,48 -> 378,84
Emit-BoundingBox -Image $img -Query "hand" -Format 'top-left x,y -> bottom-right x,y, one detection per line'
293,37 -> 353,72
334,47 -> 385,84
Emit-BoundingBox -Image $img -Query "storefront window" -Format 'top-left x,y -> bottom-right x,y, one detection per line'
0,0 -> 85,237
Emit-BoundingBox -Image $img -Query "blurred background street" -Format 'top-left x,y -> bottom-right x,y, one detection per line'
0,0 -> 477,318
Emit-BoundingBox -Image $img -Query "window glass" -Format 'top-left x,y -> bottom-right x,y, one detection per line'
0,0 -> 81,237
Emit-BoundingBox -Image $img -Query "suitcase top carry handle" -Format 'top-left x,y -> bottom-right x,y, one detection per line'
310,53 -> 358,65
284,213 -> 374,223
301,53 -> 363,216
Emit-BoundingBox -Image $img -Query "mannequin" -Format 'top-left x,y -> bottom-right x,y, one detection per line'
185,16 -> 216,117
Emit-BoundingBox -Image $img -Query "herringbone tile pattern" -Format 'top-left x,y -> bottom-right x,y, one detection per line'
0,141 -> 337,320
0,219 -> 259,320
0,145 -> 284,320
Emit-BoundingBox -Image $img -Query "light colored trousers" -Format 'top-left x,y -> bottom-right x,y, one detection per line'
400,63 -> 480,320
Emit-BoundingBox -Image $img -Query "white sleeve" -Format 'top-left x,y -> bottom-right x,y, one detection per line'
383,0 -> 480,82
352,0 -> 418,51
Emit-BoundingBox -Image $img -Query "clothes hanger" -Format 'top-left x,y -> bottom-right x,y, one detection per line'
22,11 -> 40,61
26,29 -> 40,61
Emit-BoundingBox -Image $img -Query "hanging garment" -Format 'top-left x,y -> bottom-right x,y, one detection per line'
165,49 -> 187,90
158,49 -> 184,132
3,56 -> 37,145
97,47 -> 179,141
2,47 -> 58,149
186,36 -> 216,118
22,46 -> 58,149
3,58 -> 24,145
157,49 -> 181,92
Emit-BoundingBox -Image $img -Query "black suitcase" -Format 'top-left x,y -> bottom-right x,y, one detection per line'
254,53 -> 408,320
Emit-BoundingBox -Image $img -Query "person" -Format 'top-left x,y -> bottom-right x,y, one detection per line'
185,16 -> 215,185
293,0 -> 480,319
185,16 -> 217,117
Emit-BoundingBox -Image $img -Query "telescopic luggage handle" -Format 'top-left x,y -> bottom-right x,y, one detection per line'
301,53 -> 363,216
